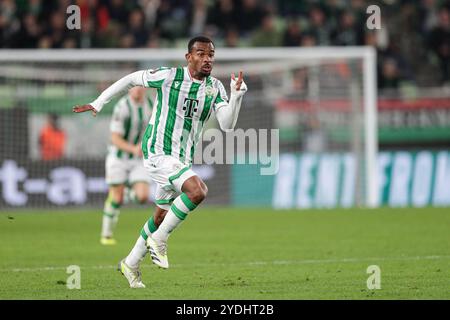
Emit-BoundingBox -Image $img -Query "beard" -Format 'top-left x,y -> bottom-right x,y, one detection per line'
199,70 -> 211,77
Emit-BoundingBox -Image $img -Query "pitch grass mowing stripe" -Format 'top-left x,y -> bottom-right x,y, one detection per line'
3,255 -> 450,273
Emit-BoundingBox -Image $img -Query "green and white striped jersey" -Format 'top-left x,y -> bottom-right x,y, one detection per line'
141,66 -> 229,165
109,95 -> 153,160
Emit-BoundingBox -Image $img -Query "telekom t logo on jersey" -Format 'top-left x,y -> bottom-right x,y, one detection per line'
183,98 -> 199,119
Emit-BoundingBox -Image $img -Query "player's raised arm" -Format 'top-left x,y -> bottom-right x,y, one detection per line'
73,68 -> 170,115
215,71 -> 248,132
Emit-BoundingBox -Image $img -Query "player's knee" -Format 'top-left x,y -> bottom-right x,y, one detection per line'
111,195 -> 124,206
137,195 -> 148,204
187,184 -> 208,204
110,188 -> 124,205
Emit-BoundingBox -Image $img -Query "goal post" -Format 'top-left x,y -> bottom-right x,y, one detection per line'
0,47 -> 378,209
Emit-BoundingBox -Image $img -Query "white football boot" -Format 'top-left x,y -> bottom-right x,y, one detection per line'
146,236 -> 169,269
118,259 -> 146,288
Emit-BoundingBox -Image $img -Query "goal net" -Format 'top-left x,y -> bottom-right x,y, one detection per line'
0,47 -> 377,209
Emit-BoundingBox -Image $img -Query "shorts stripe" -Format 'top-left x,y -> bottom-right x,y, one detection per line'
155,198 -> 175,205
169,167 -> 189,185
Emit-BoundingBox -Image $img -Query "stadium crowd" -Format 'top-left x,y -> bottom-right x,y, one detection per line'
0,0 -> 449,87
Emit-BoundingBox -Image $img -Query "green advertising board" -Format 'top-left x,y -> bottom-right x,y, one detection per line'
232,151 -> 450,208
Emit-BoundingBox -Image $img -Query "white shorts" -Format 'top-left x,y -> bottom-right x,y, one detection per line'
105,155 -> 152,186
144,153 -> 197,210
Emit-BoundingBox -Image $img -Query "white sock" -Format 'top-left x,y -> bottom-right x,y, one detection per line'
125,236 -> 147,269
125,216 -> 159,268
152,193 -> 197,242
112,212 -> 120,231
101,215 -> 114,238
101,200 -> 120,238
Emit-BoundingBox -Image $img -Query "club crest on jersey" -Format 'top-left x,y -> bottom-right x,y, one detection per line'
183,98 -> 199,119
174,81 -> 181,88
205,85 -> 215,97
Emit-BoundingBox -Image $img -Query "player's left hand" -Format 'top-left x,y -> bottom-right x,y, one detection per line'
73,104 -> 97,117
231,71 -> 247,96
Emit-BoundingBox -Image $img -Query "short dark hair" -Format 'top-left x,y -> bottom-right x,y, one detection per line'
188,36 -> 214,53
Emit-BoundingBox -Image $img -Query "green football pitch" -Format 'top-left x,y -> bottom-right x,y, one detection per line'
0,207 -> 449,299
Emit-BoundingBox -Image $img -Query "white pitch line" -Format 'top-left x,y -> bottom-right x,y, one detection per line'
1,255 -> 449,273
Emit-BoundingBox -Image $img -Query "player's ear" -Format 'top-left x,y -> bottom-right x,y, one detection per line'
185,52 -> 191,62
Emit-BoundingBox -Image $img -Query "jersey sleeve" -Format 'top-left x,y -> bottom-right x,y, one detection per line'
213,80 -> 229,111
110,101 -> 129,135
142,67 -> 172,88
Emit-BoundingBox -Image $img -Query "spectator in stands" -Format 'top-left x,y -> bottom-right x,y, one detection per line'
141,0 -> 160,30
388,2 -> 425,76
37,35 -> 52,49
349,0 -> 366,26
331,10 -> 363,46
79,15 -> 95,48
95,21 -> 122,48
322,0 -> 343,30
0,0 -> 20,48
155,0 -> 188,40
420,0 -> 440,32
1,0 -> 449,90
11,13 -> 41,48
282,18 -> 303,46
301,33 -> 317,47
39,113 -> 66,161
44,11 -> 67,48
224,28 -> 240,47
237,0 -> 265,36
119,33 -> 136,48
107,0 -> 130,25
428,6 -> 450,84
251,14 -> 282,47
307,6 -> 331,45
62,37 -> 77,49
278,0 -> 309,16
378,58 -> 401,90
189,0 -> 208,36
146,31 -> 161,48
206,0 -> 236,37
128,8 -> 148,47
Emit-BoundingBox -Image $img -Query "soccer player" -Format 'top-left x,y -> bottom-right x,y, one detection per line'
73,36 -> 247,288
101,86 -> 153,245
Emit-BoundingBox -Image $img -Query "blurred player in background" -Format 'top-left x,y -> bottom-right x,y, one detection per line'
101,87 -> 154,245
74,36 -> 247,288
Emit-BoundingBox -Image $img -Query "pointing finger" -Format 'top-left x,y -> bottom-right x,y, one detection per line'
237,71 -> 243,82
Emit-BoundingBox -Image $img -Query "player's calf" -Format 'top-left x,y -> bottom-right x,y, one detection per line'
101,192 -> 123,244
